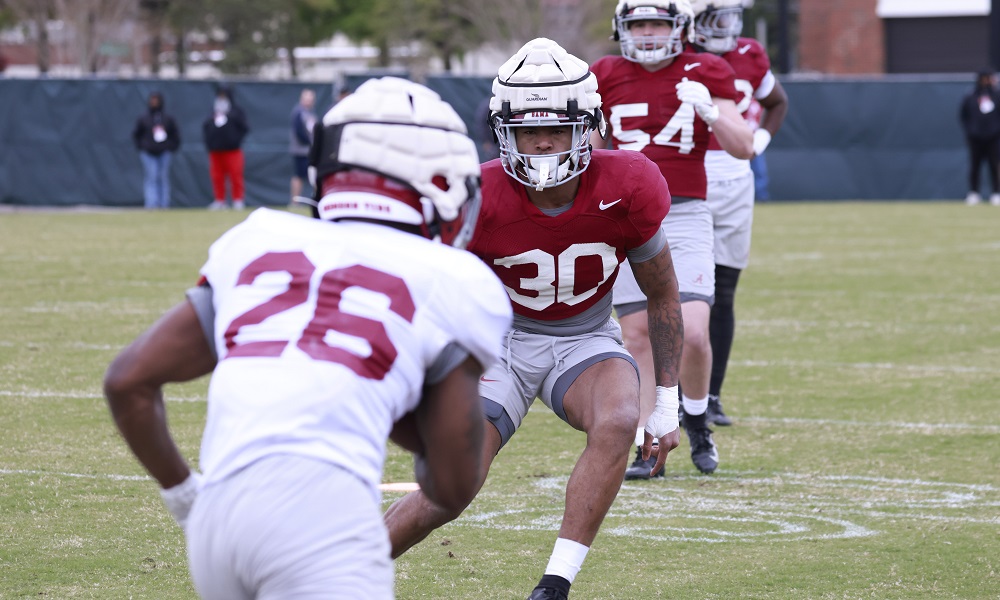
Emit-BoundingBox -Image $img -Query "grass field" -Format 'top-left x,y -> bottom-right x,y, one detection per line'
1,202 -> 998,599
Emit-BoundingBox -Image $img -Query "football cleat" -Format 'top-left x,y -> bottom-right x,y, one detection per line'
706,394 -> 732,427
528,587 -> 569,600
966,192 -> 982,205
684,420 -> 719,474
624,445 -> 664,480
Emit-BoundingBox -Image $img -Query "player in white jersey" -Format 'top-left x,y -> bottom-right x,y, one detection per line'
689,0 -> 789,426
104,77 -> 513,600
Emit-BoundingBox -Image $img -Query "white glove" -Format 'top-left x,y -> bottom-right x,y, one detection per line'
160,471 -> 202,529
752,128 -> 772,156
676,79 -> 719,125
644,385 -> 680,439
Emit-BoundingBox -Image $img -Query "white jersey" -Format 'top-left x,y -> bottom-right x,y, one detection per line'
197,208 -> 512,494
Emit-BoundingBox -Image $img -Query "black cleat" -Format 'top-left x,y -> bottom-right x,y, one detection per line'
684,420 -> 719,474
528,587 -> 569,600
706,394 -> 733,427
624,445 -> 664,480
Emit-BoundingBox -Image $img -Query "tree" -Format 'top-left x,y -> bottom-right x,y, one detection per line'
54,0 -> 135,74
2,0 -> 56,73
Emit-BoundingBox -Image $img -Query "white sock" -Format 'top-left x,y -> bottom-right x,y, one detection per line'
633,426 -> 644,447
544,538 -> 590,583
682,393 -> 708,416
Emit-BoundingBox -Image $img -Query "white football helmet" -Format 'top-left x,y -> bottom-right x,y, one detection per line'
690,0 -> 749,54
612,0 -> 696,64
309,77 -> 481,249
489,38 -> 603,191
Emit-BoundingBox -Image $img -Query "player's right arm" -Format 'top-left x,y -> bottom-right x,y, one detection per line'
410,355 -> 486,512
103,299 -> 216,527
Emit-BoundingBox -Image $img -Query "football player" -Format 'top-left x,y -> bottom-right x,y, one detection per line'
383,38 -> 684,600
104,77 -> 513,600
590,0 -> 753,477
690,0 -> 789,426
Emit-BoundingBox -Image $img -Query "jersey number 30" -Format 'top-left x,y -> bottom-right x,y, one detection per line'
222,251 -> 415,380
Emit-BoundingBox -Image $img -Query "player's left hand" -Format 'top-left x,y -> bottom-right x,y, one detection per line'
676,78 -> 720,125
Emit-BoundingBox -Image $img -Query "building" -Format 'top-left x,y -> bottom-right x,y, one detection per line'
798,0 -> 992,74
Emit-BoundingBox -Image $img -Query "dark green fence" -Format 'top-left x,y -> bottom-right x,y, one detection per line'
0,75 -> 976,207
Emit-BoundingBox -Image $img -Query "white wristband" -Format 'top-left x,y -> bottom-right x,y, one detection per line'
160,471 -> 202,528
752,128 -> 772,156
644,385 -> 680,439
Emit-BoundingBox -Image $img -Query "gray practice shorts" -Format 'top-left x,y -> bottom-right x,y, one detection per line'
707,171 -> 755,270
187,455 -> 394,600
613,199 -> 716,317
480,318 -> 638,447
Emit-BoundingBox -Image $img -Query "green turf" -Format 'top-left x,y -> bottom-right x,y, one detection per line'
0,203 -> 998,599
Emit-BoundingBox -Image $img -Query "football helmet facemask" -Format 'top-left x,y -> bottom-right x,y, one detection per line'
309,77 -> 481,249
489,38 -> 603,191
612,0 -> 696,64
690,0 -> 748,54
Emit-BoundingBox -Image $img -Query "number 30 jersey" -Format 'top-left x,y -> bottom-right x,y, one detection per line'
470,150 -> 669,336
592,48 -> 740,200
196,208 -> 513,494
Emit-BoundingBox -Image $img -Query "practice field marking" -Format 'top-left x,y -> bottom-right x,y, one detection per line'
456,472 -> 998,544
730,357 -> 1000,376
0,389 -> 206,402
5,388 -> 998,431
0,468 -> 148,481
0,469 -> 421,493
7,470 -> 995,544
379,482 -> 420,492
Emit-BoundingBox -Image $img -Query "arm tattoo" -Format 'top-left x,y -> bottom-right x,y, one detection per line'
631,247 -> 684,386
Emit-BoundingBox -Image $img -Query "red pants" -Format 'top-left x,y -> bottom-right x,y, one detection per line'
209,149 -> 245,201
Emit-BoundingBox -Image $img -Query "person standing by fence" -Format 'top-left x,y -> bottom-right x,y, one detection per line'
133,91 -> 180,209
959,70 -> 1000,206
288,88 -> 317,206
203,85 -> 249,210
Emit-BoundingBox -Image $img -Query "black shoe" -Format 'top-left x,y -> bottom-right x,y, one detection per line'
684,420 -> 719,474
624,445 -> 664,480
528,587 -> 569,600
706,394 -> 732,427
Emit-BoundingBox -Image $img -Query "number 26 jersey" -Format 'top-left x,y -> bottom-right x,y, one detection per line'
197,208 -> 513,494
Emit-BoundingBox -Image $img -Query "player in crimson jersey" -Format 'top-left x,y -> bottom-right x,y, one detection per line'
590,0 -> 753,477
104,77 -> 512,599
689,0 -> 789,427
383,38 -> 684,600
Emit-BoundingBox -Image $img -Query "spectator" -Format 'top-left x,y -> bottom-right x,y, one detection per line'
104,77 -> 511,600
203,85 -> 249,210
132,91 -> 181,209
289,88 -> 317,206
959,70 -> 1000,206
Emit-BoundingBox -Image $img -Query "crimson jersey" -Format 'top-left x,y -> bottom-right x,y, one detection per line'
707,37 -> 772,152
470,150 -> 669,333
591,48 -> 739,200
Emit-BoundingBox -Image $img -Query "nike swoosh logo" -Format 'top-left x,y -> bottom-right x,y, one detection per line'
738,44 -> 751,54
599,199 -> 622,210
480,376 -> 499,383
683,62 -> 701,71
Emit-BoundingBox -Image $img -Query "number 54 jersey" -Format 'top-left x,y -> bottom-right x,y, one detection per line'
471,151 -> 669,336
197,208 -> 513,494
